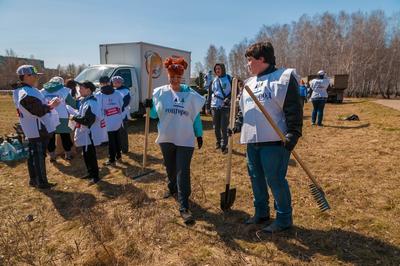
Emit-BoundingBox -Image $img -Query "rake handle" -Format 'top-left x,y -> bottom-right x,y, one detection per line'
243,85 -> 323,190
225,78 -> 238,185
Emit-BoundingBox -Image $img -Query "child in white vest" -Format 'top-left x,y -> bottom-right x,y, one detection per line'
95,76 -> 124,166
71,81 -> 108,185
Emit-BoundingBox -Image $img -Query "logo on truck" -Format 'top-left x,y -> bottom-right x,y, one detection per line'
145,51 -> 162,79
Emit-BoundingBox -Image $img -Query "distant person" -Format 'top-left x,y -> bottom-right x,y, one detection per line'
206,63 -> 232,154
41,76 -> 76,161
299,80 -> 308,107
204,70 -> 213,92
72,81 -> 108,185
309,70 -> 330,126
146,57 -> 205,224
111,76 -> 131,154
96,76 -> 124,166
12,65 -> 60,189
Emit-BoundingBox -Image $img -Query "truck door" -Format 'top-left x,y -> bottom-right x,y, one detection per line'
112,68 -> 139,114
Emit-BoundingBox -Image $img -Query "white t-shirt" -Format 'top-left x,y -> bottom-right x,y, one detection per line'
153,85 -> 205,147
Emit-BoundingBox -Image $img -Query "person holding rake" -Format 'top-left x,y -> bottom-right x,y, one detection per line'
229,42 -> 303,233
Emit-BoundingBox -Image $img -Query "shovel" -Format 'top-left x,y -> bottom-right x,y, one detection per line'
132,52 -> 162,180
220,77 -> 238,211
243,85 -> 330,212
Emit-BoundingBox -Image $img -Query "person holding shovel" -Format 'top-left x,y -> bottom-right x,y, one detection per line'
229,42 -> 303,233
145,57 -> 205,224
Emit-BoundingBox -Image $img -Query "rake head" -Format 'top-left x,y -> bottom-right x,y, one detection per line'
309,183 -> 331,212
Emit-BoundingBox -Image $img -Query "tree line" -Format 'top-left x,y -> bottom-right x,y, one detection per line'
198,10 -> 400,98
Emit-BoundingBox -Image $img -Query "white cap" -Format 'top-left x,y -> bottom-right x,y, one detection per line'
49,76 -> 64,85
317,70 -> 325,76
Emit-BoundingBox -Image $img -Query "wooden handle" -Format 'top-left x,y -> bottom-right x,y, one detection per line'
225,78 -> 238,185
243,85 -> 322,189
142,56 -> 155,169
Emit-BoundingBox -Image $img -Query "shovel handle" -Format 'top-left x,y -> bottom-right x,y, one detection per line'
243,85 -> 323,190
143,56 -> 155,169
225,78 -> 238,185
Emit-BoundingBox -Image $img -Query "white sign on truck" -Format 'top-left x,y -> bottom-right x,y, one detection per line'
75,42 -> 191,117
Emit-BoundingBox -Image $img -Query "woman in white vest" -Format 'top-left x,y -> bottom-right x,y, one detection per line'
309,70 -> 330,126
13,65 -> 60,189
72,81 -> 108,185
145,57 -> 205,225
41,76 -> 76,161
229,42 -> 303,233
95,76 -> 124,166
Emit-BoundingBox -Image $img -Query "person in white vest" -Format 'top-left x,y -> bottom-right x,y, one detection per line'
145,57 -> 205,225
206,63 -> 232,154
309,70 -> 330,126
41,76 -> 76,161
229,42 -> 303,233
95,76 -> 124,166
111,76 -> 131,154
13,65 -> 61,189
71,81 -> 108,185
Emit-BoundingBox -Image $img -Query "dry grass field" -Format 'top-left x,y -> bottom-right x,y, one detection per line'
0,94 -> 399,265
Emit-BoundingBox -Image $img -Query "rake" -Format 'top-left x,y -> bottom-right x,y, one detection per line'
244,85 -> 330,212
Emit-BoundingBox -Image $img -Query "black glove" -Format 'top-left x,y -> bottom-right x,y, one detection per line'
144,99 -> 153,108
284,133 -> 299,152
227,125 -> 240,137
197,137 -> 203,149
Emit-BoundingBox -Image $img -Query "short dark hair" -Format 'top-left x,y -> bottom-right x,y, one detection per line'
80,81 -> 96,92
19,75 -> 25,81
245,42 -> 276,65
99,76 -> 110,84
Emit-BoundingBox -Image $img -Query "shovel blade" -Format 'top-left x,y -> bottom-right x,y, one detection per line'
131,169 -> 155,180
220,188 -> 237,211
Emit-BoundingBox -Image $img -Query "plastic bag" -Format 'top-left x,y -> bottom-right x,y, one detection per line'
0,141 -> 18,161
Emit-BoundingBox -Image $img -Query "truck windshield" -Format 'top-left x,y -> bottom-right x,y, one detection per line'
75,66 -> 114,83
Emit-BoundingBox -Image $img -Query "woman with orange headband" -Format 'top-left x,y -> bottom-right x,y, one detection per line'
144,57 -> 205,224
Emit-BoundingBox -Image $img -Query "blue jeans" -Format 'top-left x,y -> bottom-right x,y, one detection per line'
311,98 -> 327,125
246,143 -> 292,227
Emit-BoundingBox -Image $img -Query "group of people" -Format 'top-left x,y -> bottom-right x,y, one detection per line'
13,67 -> 132,186
13,41 -> 319,232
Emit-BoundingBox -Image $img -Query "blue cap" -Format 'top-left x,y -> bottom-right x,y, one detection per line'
111,76 -> 124,84
16,65 -> 43,76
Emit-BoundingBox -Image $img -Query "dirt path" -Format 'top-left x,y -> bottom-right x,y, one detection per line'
374,99 -> 400,111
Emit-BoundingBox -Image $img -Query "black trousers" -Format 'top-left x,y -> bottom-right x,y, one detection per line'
160,143 -> 194,211
108,129 -> 121,162
212,107 -> 230,148
118,120 -> 129,153
27,139 -> 49,186
47,133 -> 73,153
83,141 -> 99,181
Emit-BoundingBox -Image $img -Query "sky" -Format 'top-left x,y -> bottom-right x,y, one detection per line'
0,0 -> 399,75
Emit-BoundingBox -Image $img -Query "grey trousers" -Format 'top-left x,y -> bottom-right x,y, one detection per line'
212,107 -> 230,148
159,143 -> 194,211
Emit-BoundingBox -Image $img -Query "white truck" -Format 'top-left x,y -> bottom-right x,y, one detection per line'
75,42 -> 191,117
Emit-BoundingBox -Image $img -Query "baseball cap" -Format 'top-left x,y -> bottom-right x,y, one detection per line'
16,65 -> 43,76
99,76 -> 110,83
111,76 -> 124,84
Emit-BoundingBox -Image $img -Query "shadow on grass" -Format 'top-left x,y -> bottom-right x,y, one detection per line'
125,151 -> 163,166
323,123 -> 370,129
189,202 -> 400,265
40,189 -> 96,220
